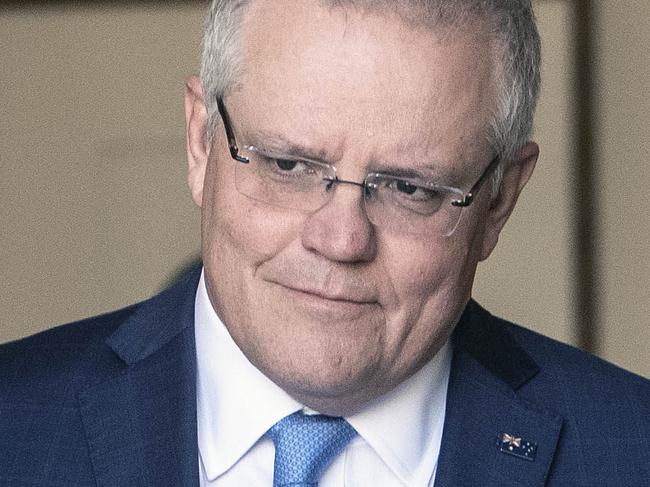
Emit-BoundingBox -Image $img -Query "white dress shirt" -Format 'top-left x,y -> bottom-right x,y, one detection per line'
195,269 -> 452,486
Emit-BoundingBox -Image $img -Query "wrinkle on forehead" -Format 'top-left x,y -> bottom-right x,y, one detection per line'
239,0 -> 497,173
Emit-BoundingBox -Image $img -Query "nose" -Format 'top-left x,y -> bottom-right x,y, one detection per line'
300,179 -> 377,263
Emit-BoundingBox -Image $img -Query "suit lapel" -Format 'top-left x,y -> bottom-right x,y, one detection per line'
435,301 -> 563,486
78,269 -> 201,487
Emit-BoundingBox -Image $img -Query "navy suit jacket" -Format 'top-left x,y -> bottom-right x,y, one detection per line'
2,268 -> 649,486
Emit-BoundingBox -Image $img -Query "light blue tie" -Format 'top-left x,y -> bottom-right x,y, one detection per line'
267,411 -> 357,487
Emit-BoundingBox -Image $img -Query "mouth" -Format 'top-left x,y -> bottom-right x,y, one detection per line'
269,281 -> 380,321
281,284 -> 375,304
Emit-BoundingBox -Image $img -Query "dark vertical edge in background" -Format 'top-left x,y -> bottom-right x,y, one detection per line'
572,0 -> 599,354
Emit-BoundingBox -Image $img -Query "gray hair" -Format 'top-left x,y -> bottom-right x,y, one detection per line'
200,0 -> 541,191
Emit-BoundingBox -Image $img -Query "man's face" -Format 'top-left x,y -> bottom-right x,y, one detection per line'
186,0 -> 537,414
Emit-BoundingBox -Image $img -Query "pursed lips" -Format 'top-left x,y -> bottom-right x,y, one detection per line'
267,279 -> 378,305
287,285 -> 375,304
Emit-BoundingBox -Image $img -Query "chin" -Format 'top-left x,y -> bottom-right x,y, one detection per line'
260,349 -> 386,415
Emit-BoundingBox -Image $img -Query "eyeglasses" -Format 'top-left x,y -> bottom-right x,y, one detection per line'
217,97 -> 499,237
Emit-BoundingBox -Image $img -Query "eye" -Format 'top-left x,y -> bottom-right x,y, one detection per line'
261,157 -> 313,176
380,177 -> 446,215
256,156 -> 323,182
387,178 -> 439,201
275,158 -> 301,171
395,179 -> 418,195
247,150 -> 333,186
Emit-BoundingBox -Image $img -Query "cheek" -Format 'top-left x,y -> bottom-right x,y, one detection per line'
383,238 -> 459,300
367,236 -> 472,375
201,172 -> 308,345
202,159 -> 303,264
379,236 -> 476,333
223,202 -> 304,263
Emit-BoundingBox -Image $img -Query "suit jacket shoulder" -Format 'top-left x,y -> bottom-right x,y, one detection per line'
0,269 -> 201,487
0,305 -> 134,486
1,304 -> 135,397
437,301 -> 650,486
506,315 -> 650,484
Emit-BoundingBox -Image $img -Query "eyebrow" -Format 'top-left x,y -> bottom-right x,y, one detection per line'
243,129 -> 331,162
243,128 -> 465,185
369,161 -> 462,186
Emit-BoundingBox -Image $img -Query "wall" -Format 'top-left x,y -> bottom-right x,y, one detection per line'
595,0 -> 650,376
1,5 -> 203,338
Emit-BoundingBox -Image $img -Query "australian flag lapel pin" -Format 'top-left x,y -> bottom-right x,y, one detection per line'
498,433 -> 537,461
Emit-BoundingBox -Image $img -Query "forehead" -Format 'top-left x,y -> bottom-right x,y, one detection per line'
233,0 -> 498,166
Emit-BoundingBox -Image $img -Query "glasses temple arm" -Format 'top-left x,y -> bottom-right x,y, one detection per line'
451,155 -> 500,207
216,97 -> 249,163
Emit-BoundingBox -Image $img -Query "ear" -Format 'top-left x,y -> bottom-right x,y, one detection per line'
479,142 -> 539,261
185,75 -> 210,207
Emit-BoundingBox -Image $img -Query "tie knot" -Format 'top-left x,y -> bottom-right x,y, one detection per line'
268,411 -> 357,487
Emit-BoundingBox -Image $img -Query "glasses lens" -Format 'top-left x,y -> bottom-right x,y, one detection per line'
364,174 -> 463,236
232,149 -> 464,237
235,150 -> 334,211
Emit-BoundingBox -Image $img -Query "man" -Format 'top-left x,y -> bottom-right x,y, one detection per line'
1,0 -> 649,485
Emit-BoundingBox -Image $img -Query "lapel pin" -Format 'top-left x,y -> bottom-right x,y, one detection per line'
498,433 -> 537,461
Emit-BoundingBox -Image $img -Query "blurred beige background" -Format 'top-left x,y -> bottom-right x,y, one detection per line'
1,1 -> 648,378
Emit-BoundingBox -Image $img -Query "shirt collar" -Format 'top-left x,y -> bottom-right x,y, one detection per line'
195,268 -> 452,485
345,340 -> 451,486
195,269 -> 302,480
